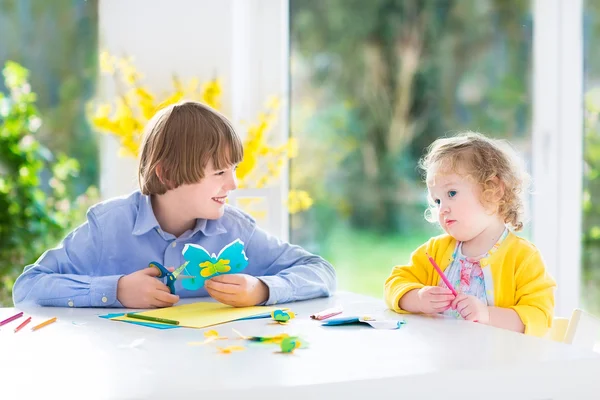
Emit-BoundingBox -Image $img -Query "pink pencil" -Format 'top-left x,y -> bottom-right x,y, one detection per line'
0,311 -> 23,326
425,253 -> 458,296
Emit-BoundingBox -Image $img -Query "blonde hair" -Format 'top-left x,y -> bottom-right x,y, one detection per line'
418,131 -> 529,231
138,101 -> 243,195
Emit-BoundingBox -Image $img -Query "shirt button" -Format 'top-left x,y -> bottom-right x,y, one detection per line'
68,300 -> 74,307
102,296 -> 108,303
172,242 -> 177,248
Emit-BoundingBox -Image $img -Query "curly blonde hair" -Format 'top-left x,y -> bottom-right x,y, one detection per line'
418,131 -> 529,231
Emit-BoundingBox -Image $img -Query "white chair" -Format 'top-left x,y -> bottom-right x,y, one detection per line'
549,309 -> 600,352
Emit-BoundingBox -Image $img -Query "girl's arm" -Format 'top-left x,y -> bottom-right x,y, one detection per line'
488,307 -> 525,332
508,250 -> 556,337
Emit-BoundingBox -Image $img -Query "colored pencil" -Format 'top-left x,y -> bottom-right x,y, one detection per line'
0,311 -> 23,326
31,317 -> 57,332
14,316 -> 32,333
310,307 -> 343,320
125,313 -> 180,325
425,252 -> 458,296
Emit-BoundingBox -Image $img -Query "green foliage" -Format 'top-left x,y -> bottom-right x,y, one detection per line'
0,0 -> 99,194
582,88 -> 600,316
290,0 -> 532,234
0,61 -> 97,305
318,224 -> 433,297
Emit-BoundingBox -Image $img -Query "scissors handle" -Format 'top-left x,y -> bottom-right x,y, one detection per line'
148,261 -> 176,294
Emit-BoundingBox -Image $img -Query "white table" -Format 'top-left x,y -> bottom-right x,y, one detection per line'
1,292 -> 600,400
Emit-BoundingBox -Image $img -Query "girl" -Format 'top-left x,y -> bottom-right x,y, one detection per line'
384,132 -> 555,337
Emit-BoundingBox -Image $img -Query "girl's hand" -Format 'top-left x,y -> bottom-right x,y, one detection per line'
451,293 -> 490,323
205,274 -> 269,307
416,286 -> 456,314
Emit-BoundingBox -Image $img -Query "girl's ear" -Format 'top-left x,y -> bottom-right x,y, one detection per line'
491,175 -> 505,203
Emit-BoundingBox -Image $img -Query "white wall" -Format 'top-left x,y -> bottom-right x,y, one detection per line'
98,0 -> 289,239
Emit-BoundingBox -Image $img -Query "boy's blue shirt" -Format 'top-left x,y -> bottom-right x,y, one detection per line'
12,191 -> 336,307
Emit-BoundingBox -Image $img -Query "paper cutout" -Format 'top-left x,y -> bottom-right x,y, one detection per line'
232,329 -> 306,353
271,309 -> 296,324
322,316 -> 406,330
217,345 -> 245,354
179,239 -> 248,290
190,329 -> 229,345
110,302 -> 277,329
236,312 -> 273,320
232,329 -> 291,344
204,329 -> 222,338
188,329 -> 230,346
99,313 -> 179,330
279,337 -> 302,353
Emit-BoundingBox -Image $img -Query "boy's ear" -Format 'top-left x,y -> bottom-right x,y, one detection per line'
155,164 -> 172,188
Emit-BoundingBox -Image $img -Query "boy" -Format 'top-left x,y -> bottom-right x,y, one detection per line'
13,101 -> 336,308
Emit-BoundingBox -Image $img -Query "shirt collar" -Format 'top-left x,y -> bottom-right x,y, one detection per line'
132,194 -> 227,238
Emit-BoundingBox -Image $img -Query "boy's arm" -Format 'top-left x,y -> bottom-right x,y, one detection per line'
244,225 -> 336,305
508,250 -> 556,337
12,210 -> 122,307
384,242 -> 432,313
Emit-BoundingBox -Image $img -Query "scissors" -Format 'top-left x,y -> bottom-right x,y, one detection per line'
148,261 -> 194,294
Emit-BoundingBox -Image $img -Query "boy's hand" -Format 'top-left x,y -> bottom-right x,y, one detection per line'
117,267 -> 180,309
450,293 -> 490,323
205,274 -> 269,307
416,286 -> 455,314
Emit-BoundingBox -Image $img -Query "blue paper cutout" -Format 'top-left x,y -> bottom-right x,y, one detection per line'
322,316 -> 406,330
272,309 -> 295,323
181,239 -> 249,290
98,313 -> 179,330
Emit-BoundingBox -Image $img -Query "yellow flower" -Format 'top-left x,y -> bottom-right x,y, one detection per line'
266,96 -> 280,110
202,78 -> 222,110
236,152 -> 256,181
158,91 -> 184,110
186,77 -> 200,97
99,51 -> 115,74
90,51 -> 312,213
287,137 -> 298,158
287,190 -> 313,214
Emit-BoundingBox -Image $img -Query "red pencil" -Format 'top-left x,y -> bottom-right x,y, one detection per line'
14,316 -> 32,333
425,252 -> 458,296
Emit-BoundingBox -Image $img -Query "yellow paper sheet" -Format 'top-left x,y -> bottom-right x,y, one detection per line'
112,302 -> 278,329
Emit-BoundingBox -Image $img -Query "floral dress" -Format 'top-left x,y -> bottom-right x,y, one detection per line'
440,229 -> 509,318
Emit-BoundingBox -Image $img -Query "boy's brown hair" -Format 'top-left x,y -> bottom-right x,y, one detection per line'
138,101 -> 244,195
419,131 -> 530,231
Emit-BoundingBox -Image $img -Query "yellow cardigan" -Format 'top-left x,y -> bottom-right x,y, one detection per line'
384,232 -> 556,337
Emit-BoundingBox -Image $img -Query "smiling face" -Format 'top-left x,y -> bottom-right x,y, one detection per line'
427,168 -> 499,243
166,160 -> 238,220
